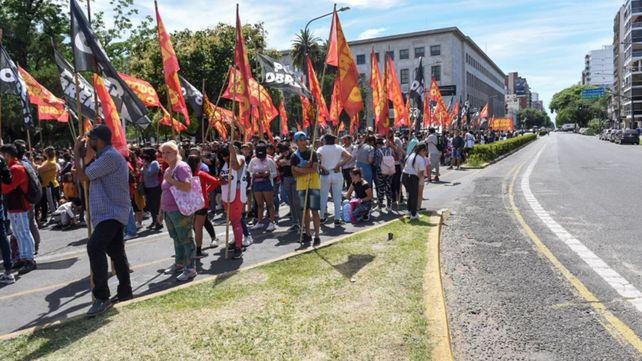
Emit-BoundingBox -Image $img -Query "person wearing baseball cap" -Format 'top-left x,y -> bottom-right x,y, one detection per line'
290,131 -> 322,247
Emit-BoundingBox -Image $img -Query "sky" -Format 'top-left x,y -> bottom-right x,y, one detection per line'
94,0 -> 622,117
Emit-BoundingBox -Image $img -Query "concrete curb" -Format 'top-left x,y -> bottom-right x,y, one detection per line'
0,217 -> 400,341
424,210 -> 454,361
462,135 -> 540,170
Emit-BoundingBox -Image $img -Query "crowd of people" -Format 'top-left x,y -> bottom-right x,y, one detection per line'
0,123 -> 524,316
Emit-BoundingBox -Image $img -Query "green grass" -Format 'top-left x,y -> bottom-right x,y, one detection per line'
0,217 -> 432,361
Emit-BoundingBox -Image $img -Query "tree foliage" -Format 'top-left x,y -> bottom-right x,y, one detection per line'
517,108 -> 552,129
549,84 -> 608,127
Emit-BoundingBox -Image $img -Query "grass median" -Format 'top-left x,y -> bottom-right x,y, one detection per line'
0,216 -> 432,361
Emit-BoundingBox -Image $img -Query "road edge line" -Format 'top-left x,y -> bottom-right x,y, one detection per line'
0,217 -> 401,341
424,211 -> 454,361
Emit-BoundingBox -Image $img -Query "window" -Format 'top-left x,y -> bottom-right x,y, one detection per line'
415,46 -> 425,58
431,65 -> 441,81
375,52 -> 380,62
386,50 -> 394,61
356,54 -> 366,65
400,69 -> 410,84
430,45 -> 441,56
399,49 -> 409,60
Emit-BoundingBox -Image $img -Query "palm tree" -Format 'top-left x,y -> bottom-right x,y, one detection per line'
291,29 -> 321,72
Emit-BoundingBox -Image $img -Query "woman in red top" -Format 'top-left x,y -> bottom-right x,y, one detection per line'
187,154 -> 220,258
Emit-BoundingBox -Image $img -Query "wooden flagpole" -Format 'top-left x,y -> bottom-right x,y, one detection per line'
224,66 -> 238,260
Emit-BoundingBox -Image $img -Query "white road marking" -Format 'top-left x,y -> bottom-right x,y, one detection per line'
522,147 -> 642,313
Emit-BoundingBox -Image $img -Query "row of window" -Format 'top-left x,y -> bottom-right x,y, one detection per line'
355,45 -> 441,65
466,71 -> 504,113
465,53 -> 504,88
357,65 -> 442,87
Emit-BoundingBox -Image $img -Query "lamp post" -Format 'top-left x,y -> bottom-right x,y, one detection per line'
302,6 -> 350,59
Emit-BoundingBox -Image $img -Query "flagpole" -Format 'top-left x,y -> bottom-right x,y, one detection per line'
224,65 -> 238,260
205,65 -> 232,141
201,79 -> 206,142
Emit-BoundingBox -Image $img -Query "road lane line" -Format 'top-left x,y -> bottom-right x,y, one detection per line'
508,160 -> 642,354
522,147 -> 642,313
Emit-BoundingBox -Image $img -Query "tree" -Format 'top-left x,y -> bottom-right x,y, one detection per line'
290,29 -> 321,72
550,84 -> 608,127
518,108 -> 552,129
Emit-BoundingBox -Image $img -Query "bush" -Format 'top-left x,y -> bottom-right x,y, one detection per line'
467,134 -> 537,163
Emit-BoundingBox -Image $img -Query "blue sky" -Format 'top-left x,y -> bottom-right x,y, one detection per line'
96,0 -> 621,117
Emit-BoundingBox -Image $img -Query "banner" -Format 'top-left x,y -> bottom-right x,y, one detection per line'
93,74 -> 129,156
54,49 -> 96,120
0,45 -> 33,126
18,67 -> 68,123
70,0 -> 150,127
257,53 -> 311,99
179,75 -> 203,118
449,99 -> 460,129
489,117 -> 514,131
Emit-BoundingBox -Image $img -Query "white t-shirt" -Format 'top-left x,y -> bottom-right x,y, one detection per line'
465,133 -> 475,148
427,134 -> 441,155
317,144 -> 346,172
221,155 -> 247,203
403,153 -> 426,176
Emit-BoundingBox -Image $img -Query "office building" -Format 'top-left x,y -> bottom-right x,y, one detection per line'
581,46 -> 614,89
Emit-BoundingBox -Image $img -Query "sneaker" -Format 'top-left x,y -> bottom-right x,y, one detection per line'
320,217 -> 328,224
434,176 -> 440,182
109,293 -> 133,304
409,214 -> 419,221
136,222 -> 143,229
242,234 -> 254,247
301,234 -> 312,248
265,222 -> 275,232
287,224 -> 300,232
251,222 -> 264,230
163,264 -> 184,275
176,268 -> 197,282
334,219 -> 345,226
11,260 -> 26,271
123,234 -> 136,241
195,250 -> 208,259
313,237 -> 321,247
210,238 -> 220,248
0,273 -> 15,284
153,223 -> 164,231
18,260 -> 36,275
232,248 -> 243,259
87,298 -> 112,317
146,222 -> 157,229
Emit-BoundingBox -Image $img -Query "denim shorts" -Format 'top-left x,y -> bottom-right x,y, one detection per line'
298,188 -> 321,211
252,181 -> 273,192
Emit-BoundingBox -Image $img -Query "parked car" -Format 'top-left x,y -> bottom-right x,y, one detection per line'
610,129 -> 622,142
615,129 -> 640,144
600,129 -> 611,140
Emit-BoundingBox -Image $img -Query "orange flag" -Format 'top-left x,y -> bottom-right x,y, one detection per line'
119,72 -> 161,107
306,55 -> 330,126
479,102 -> 489,120
234,5 -> 253,130
338,119 -> 345,133
325,9 -> 363,118
429,77 -> 448,127
371,49 -> 389,135
448,100 -> 460,129
329,77 -> 343,127
300,95 -> 315,130
93,74 -> 129,157
156,5 -> 190,125
159,105 -> 187,133
423,91 -> 431,128
279,100 -> 288,136
18,67 -> 69,123
203,95 -> 231,140
223,67 -> 277,137
350,113 -> 358,135
84,118 -> 93,134
385,55 -> 408,128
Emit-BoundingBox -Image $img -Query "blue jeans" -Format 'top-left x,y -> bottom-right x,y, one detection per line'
0,216 -> 11,272
125,207 -> 137,237
356,162 -> 373,185
8,212 -> 35,261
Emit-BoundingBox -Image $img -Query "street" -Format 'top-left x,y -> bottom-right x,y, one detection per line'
442,132 -> 642,360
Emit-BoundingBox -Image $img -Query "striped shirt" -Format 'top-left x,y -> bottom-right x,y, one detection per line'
85,145 -> 130,228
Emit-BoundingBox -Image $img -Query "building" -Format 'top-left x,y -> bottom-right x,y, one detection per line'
505,72 -> 531,110
581,46 -> 614,89
612,0 -> 642,128
279,27 -> 506,128
531,92 -> 545,112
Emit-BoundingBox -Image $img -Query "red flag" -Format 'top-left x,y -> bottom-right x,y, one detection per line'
338,119 -> 345,133
84,118 -> 93,134
386,55 -> 408,128
448,100 -> 460,129
371,49 -> 389,135
156,5 -> 190,125
350,113 -> 358,135
159,105 -> 188,133
423,91 -> 431,128
329,77 -> 343,127
203,95 -> 230,140
18,67 -> 69,123
93,74 -> 129,157
479,103 -> 489,120
429,77 -> 448,127
119,72 -> 161,107
279,100 -> 288,136
306,56 -> 330,126
325,10 -> 363,118
300,95 -> 315,130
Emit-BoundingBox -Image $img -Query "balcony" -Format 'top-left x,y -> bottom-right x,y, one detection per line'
634,21 -> 642,29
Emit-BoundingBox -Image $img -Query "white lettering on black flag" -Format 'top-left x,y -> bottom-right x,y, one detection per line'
0,44 -> 33,127
257,53 -> 311,99
179,75 -> 203,118
54,49 -> 97,120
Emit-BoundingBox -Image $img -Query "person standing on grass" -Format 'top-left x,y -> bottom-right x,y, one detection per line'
73,125 -> 132,316
248,143 -> 277,232
219,143 -> 248,260
291,132 -> 321,247
317,133 -> 352,225
402,143 -> 427,220
158,141 -> 198,281
187,154 -> 220,258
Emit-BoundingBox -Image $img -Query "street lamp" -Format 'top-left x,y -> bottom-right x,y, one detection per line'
303,6 -> 350,56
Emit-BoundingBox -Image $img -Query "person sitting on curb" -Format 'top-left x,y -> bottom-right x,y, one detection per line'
343,168 -> 373,223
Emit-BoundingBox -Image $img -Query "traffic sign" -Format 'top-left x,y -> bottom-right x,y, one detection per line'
581,88 -> 605,99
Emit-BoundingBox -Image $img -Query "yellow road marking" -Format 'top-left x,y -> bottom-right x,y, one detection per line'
507,161 -> 642,354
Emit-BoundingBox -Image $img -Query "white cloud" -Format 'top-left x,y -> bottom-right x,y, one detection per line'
358,27 -> 387,40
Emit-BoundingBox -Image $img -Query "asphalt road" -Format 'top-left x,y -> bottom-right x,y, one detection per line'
442,132 -> 642,360
0,156 -> 483,336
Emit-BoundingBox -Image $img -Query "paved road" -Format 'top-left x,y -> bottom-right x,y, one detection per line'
442,133 -> 642,360
0,155 -> 484,336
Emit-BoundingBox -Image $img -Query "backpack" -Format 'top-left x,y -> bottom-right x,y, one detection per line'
436,135 -> 445,152
21,162 -> 43,204
380,148 -> 396,175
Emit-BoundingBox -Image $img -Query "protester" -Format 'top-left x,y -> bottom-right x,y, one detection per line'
354,135 -> 375,185
0,153 -> 15,284
277,141 -> 301,232
344,167 -> 373,223
13,140 -> 41,254
427,128 -> 442,182
158,141 -> 198,281
451,130 -> 465,170
36,147 -> 60,224
219,143 -> 247,259
317,134 -> 352,225
340,135 -> 357,189
291,132 -> 321,247
187,154 -> 220,257
142,147 -> 163,231
73,125 -> 132,316
402,143 -> 428,220
373,137 -> 394,209
247,143 -> 277,232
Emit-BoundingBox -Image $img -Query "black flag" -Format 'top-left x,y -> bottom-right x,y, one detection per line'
179,75 -> 203,118
70,0 -> 150,127
409,57 -> 425,132
257,53 -> 311,99
54,49 -> 97,120
0,44 -> 33,127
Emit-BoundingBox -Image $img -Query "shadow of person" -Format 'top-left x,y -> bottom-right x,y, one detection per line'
314,250 -> 375,281
35,257 -> 79,271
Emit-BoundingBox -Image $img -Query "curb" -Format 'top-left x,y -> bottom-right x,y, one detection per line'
462,135 -> 540,170
0,217 -> 400,341
424,210 -> 454,361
